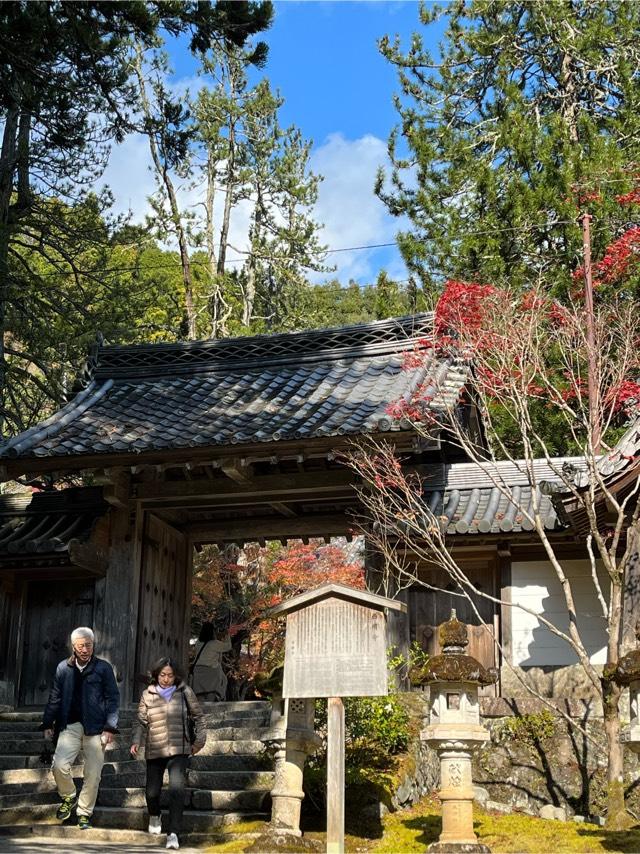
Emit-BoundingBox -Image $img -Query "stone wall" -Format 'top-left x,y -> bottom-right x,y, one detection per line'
473,697 -> 639,819
382,692 -> 639,821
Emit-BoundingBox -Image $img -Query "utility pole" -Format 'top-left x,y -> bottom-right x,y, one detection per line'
581,211 -> 601,455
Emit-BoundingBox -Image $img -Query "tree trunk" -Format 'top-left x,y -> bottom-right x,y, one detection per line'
165,171 -> 196,339
217,119 -> 235,278
242,194 -> 263,328
603,572 -> 630,828
0,105 -> 20,439
135,50 -> 196,340
243,258 -> 256,328
205,152 -> 223,338
560,52 -> 580,145
602,677 -> 630,829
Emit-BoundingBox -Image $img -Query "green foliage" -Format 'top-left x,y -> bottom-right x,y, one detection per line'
0,0 -> 273,436
378,1 -> 640,296
493,709 -> 557,746
389,641 -> 430,685
313,693 -> 410,770
183,42 -> 330,336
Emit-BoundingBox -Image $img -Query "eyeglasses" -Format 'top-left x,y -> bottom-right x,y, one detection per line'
73,642 -> 94,649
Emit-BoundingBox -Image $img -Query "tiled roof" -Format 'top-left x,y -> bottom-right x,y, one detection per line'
0,487 -> 108,562
421,458 -> 586,535
596,417 -> 640,480
0,314 -> 470,462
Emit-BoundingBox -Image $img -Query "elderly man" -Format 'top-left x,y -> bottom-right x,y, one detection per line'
41,626 -> 119,830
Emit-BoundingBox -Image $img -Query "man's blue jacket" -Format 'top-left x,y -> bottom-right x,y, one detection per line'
41,655 -> 120,736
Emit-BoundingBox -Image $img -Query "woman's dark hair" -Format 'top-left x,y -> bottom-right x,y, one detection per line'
149,657 -> 184,686
198,622 -> 214,643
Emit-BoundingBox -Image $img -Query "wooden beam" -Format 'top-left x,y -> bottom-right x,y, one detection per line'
100,469 -> 130,510
2,431 -> 421,481
135,470 -> 355,504
147,513 -> 186,540
220,457 -> 253,484
269,502 -> 297,518
68,540 -> 108,576
187,513 -> 349,544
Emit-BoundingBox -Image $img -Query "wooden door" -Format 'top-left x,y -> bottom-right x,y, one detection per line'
408,558 -> 498,696
19,579 -> 95,707
134,514 -> 189,697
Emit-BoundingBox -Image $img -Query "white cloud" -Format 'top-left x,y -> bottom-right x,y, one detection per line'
310,132 -> 406,284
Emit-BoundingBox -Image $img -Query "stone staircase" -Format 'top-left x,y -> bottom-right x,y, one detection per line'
0,701 -> 274,845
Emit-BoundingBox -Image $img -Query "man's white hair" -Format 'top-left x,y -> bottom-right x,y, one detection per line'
70,627 -> 95,645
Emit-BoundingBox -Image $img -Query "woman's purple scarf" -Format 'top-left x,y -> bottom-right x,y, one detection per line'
157,685 -> 177,702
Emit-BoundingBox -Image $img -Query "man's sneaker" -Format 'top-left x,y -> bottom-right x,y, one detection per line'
77,815 -> 91,830
166,832 -> 179,850
148,815 -> 162,835
55,794 -> 77,821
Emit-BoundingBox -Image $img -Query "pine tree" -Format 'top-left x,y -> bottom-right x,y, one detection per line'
0,1 -> 273,433
192,48 -> 328,335
377,0 -> 640,295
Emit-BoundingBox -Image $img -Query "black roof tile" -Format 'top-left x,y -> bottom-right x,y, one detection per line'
0,487 -> 108,562
1,314 -> 469,462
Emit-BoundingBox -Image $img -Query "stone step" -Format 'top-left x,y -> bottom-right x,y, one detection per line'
0,756 -> 52,771
0,802 -> 267,832
119,769 -> 275,792
0,736 -> 267,759
0,719 -> 268,733
0,766 -> 84,787
0,713 -> 42,722
0,765 -> 273,793
0,749 -> 271,783
97,786 -> 270,811
205,717 -> 270,730
96,805 -> 268,833
0,701 -> 270,719
0,775 -> 83,796
0,791 -> 58,809
0,785 -> 270,812
0,822 -> 261,847
0,723 -> 43,733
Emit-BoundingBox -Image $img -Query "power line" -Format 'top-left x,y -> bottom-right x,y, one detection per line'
19,216 -> 606,280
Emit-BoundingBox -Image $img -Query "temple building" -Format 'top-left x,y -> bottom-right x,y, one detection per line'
0,313 -> 633,708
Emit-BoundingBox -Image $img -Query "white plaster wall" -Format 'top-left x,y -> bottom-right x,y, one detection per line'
510,559 -> 608,666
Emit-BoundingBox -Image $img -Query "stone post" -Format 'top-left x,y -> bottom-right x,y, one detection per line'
428,740 -> 488,852
256,693 -> 321,848
414,610 -> 497,854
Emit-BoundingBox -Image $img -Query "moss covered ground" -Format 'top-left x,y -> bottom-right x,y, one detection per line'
205,799 -> 640,853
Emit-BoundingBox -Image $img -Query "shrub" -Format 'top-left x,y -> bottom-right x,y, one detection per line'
493,708 -> 557,745
312,693 -> 410,769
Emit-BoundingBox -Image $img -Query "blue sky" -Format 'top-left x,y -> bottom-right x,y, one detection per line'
103,1 -> 442,286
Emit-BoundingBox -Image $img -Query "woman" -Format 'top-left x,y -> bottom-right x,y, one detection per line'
130,658 -> 206,851
190,621 -> 231,702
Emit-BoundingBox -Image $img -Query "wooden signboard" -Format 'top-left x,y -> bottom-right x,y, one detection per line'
282,597 -> 387,698
272,584 -> 406,854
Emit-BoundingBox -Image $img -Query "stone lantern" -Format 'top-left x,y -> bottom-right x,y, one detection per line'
611,626 -> 640,755
413,610 -> 497,854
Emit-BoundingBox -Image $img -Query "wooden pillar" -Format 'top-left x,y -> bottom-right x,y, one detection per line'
364,536 -> 409,679
93,484 -> 140,704
327,697 -> 345,854
498,544 -> 512,690
182,536 -> 194,663
0,574 -> 22,707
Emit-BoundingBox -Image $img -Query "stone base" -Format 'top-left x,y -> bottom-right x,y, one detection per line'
428,843 -> 491,853
244,831 -> 323,853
